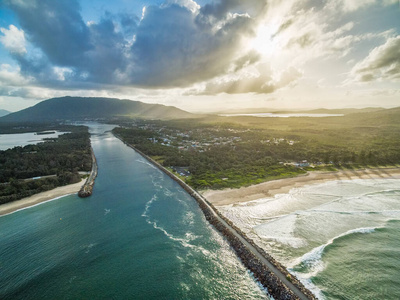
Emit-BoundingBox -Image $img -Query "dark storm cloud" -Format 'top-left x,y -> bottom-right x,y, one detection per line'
4,0 -> 265,89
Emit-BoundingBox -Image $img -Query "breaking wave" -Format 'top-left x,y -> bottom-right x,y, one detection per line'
295,227 -> 377,275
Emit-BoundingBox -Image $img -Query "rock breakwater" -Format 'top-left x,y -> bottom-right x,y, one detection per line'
78,147 -> 98,198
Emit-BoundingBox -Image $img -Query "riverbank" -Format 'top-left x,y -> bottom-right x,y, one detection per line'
0,179 -> 85,216
202,167 -> 400,206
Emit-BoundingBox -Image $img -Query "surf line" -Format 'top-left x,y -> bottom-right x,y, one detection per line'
114,133 -> 316,300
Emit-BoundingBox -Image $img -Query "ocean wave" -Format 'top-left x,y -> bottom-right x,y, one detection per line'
296,227 -> 377,275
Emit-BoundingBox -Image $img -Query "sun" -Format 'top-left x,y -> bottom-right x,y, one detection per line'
249,23 -> 280,57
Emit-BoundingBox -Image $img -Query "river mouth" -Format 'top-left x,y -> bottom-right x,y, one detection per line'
0,123 -> 269,300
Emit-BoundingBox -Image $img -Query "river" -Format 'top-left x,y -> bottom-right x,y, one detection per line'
0,123 -> 269,299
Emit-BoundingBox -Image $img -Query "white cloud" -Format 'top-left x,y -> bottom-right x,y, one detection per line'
0,64 -> 30,85
328,0 -> 398,12
163,0 -> 200,13
53,66 -> 74,81
0,25 -> 27,55
198,63 -> 302,95
351,36 -> 400,82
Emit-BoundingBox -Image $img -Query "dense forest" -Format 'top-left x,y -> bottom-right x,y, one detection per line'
0,125 -> 92,204
113,108 -> 400,189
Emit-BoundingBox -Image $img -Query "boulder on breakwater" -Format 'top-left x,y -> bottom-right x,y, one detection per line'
78,148 -> 98,198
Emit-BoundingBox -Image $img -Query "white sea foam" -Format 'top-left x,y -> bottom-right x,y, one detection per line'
149,219 -> 206,252
183,211 -> 195,226
81,243 -> 97,254
254,214 -> 307,248
141,193 -> 207,253
141,194 -> 158,218
217,178 -> 400,299
296,227 -> 377,275
150,174 -> 164,189
135,158 -> 158,170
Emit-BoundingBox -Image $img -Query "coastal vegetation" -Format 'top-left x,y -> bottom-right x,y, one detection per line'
113,107 -> 400,190
0,125 -> 92,204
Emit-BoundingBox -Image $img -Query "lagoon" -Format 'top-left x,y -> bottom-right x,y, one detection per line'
0,131 -> 69,150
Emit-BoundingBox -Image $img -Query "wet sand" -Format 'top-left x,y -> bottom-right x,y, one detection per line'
202,167 -> 400,206
0,179 -> 85,216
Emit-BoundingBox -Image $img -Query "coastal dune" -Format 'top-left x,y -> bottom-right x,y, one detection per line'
202,167 -> 400,206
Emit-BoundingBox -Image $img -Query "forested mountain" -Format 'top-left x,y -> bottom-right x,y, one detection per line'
0,109 -> 10,117
0,96 -> 195,122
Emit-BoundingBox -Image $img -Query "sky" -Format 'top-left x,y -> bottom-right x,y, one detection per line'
0,0 -> 399,113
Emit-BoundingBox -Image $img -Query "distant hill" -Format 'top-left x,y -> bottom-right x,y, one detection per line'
297,107 -> 386,115
349,106 -> 400,125
216,107 -> 386,115
0,97 -> 196,122
0,109 -> 10,117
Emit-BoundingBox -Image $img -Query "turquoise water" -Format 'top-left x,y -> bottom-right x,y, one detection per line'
304,220 -> 400,299
220,178 -> 400,299
0,124 -> 268,299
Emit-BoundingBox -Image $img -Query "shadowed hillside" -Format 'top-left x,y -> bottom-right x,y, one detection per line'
0,109 -> 10,117
0,97 -> 196,122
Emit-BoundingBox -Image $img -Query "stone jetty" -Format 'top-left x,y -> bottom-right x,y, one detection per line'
78,147 -> 98,198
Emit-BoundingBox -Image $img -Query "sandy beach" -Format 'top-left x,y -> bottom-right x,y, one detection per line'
202,167 -> 400,206
0,179 -> 85,216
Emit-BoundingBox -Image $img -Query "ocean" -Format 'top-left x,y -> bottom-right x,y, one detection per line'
219,177 -> 400,299
0,123 -> 268,299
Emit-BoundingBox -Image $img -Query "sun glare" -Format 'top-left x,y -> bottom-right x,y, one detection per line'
249,24 -> 279,57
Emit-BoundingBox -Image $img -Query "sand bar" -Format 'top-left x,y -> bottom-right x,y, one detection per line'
0,179 -> 85,216
202,167 -> 400,206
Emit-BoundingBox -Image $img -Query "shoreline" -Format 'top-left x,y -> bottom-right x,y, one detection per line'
202,167 -> 400,206
0,179 -> 85,216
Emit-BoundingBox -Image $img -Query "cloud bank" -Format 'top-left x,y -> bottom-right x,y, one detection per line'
2,0 -> 266,90
0,0 -> 399,108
